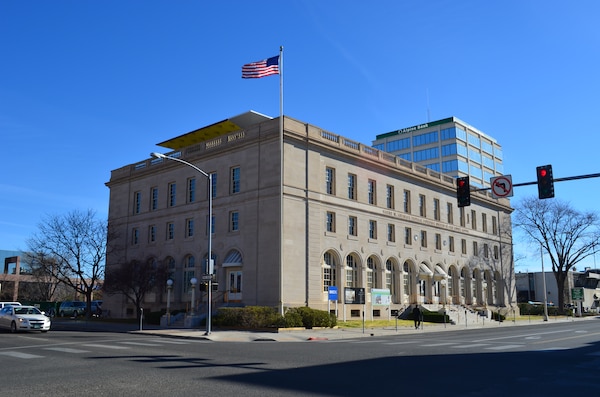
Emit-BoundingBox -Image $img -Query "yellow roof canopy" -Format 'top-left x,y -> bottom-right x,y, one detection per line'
156,110 -> 273,150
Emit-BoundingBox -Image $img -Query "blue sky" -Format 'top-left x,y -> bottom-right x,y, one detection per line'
2,1 -> 599,272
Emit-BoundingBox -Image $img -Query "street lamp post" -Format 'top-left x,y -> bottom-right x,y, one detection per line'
190,277 -> 197,315
166,279 -> 173,326
151,152 -> 213,335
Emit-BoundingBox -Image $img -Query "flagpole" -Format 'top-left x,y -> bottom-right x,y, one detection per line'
279,45 -> 284,315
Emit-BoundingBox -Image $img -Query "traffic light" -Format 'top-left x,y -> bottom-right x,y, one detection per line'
536,165 -> 554,199
456,176 -> 470,207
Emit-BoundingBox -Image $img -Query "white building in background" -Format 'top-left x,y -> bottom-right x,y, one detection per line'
104,111 -> 515,320
372,117 -> 504,189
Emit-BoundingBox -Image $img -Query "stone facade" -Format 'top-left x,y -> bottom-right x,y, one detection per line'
104,114 -> 515,320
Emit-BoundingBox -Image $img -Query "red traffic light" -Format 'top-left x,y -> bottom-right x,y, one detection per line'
539,169 -> 547,178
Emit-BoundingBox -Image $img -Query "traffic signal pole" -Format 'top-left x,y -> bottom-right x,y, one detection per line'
471,172 -> 600,193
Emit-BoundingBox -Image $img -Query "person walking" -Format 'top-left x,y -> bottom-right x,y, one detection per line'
412,305 -> 422,329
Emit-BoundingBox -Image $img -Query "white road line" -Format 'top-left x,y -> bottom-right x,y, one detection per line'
119,341 -> 164,347
383,341 -> 417,345
83,344 -> 130,349
451,343 -> 489,349
44,347 -> 90,354
0,351 -> 44,359
146,339 -> 190,345
485,345 -> 523,351
426,342 -> 457,347
350,340 -> 388,344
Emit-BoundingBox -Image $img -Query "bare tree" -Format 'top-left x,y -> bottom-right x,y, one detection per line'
514,197 -> 600,312
103,258 -> 168,320
26,209 -> 108,317
22,252 -> 62,301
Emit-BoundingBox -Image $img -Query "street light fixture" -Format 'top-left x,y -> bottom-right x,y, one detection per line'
151,152 -> 214,335
166,278 -> 173,326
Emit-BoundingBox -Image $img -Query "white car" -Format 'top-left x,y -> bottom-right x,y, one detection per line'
0,305 -> 51,333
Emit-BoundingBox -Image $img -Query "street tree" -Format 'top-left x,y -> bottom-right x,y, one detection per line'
26,209 -> 108,317
514,196 -> 600,312
103,258 -> 169,320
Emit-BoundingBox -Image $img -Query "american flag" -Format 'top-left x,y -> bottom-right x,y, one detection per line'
241,55 -> 280,79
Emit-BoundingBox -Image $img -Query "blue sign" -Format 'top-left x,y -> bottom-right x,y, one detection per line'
328,286 -> 338,301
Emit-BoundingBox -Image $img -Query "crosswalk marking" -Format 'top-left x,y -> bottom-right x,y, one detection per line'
451,343 -> 489,349
0,351 -> 44,359
383,341 -> 417,345
44,347 -> 90,354
120,341 -> 164,347
485,344 -> 523,351
146,339 -> 190,345
83,344 -> 130,349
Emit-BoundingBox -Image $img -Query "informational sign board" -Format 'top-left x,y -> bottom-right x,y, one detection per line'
572,287 -> 584,301
371,288 -> 391,306
344,287 -> 365,304
490,175 -> 514,199
328,286 -> 338,301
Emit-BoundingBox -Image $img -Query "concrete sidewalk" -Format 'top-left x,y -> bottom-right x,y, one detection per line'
131,316 -> 585,342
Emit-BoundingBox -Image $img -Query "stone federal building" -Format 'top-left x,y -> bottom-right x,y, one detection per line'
104,112 -> 515,321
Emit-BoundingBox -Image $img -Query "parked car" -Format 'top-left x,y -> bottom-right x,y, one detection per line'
0,302 -> 21,309
0,305 -> 51,333
59,301 -> 87,317
91,300 -> 103,317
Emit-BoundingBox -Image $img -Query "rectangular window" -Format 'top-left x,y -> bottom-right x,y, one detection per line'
473,241 -> 478,256
492,216 -> 498,235
435,233 -> 442,250
133,191 -> 141,214
494,245 -> 499,260
387,224 -> 395,242
448,236 -> 455,252
433,198 -> 440,221
447,203 -> 454,224
186,218 -> 194,238
325,167 -> 336,195
420,230 -> 427,248
482,213 -> 487,233
132,228 -> 139,245
231,166 -> 240,194
405,227 -> 412,245
471,210 -> 477,230
167,222 -> 175,240
188,178 -> 196,203
368,179 -> 376,205
460,207 -> 466,227
211,172 -> 217,198
348,216 -> 357,236
348,174 -> 357,200
149,225 -> 156,243
419,194 -> 426,217
326,212 -> 336,232
168,183 -> 176,207
403,190 -> 411,213
230,211 -> 239,232
369,220 -> 377,239
484,243 -> 489,258
461,239 -> 467,254
151,187 -> 158,211
386,185 -> 395,209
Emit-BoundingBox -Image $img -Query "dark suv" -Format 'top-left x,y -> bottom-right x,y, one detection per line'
59,301 -> 87,317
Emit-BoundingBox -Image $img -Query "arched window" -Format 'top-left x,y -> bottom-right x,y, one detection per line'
346,254 -> 358,288
385,259 -> 393,294
183,255 -> 195,293
403,261 -> 411,297
367,256 -> 378,290
323,251 -> 337,292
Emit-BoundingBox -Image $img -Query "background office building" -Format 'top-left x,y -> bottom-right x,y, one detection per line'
105,112 -> 515,322
372,117 -> 503,188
